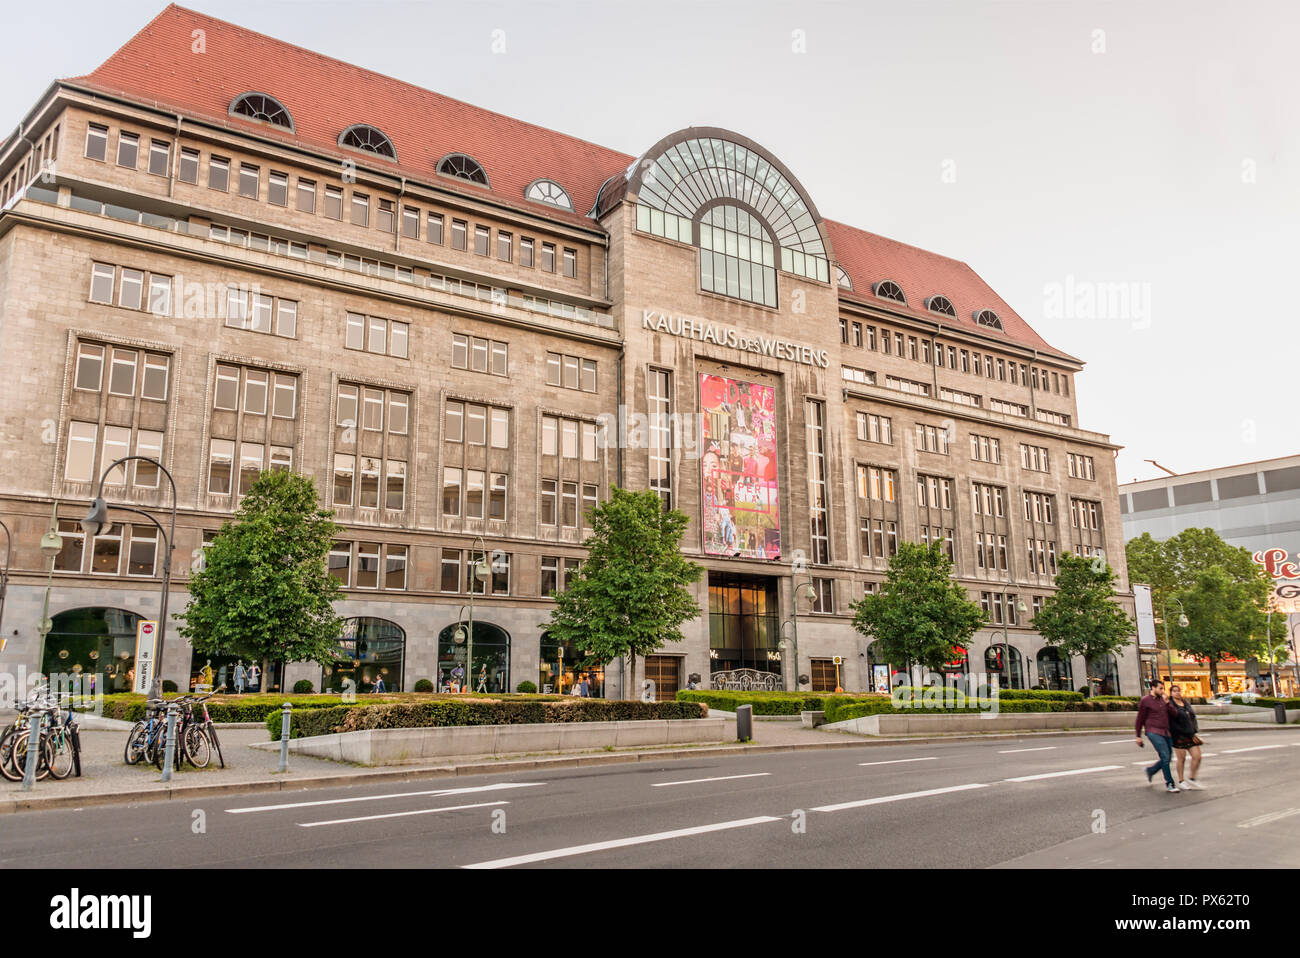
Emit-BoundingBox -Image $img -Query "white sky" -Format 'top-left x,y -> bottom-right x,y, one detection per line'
6,0 -> 1297,483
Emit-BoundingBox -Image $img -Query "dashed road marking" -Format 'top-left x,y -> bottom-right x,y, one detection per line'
1004,765 -> 1123,782
300,800 -> 509,828
811,782 -> 988,812
651,773 -> 772,788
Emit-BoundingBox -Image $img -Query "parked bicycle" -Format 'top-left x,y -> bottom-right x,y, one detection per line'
0,688 -> 80,782
124,689 -> 225,771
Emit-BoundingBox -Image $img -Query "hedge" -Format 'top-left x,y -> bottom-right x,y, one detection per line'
1235,696 -> 1300,709
820,694 -> 1137,724
268,698 -> 708,740
675,690 -> 879,715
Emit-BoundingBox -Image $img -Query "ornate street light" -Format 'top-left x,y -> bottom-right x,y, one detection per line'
34,505 -> 63,679
1160,595 -> 1189,688
453,537 -> 491,693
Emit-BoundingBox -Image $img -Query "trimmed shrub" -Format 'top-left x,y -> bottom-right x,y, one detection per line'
675,690 -> 874,715
413,679 -> 434,693
1243,696 -> 1300,709
267,698 -> 708,740
516,681 -> 538,694
293,680 -> 314,694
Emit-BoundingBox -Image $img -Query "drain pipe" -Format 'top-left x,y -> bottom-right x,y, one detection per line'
168,113 -> 181,199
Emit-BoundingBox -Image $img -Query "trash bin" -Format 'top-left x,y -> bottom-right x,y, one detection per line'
1275,702 -> 1288,725
736,703 -> 753,743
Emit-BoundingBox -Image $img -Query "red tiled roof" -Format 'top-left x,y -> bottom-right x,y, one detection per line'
65,4 -> 1072,360
67,4 -> 634,227
826,220 -> 1074,360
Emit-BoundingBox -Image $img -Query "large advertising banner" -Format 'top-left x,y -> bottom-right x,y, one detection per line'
699,373 -> 780,559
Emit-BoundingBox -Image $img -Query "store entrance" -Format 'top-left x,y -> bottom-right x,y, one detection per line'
708,573 -> 780,687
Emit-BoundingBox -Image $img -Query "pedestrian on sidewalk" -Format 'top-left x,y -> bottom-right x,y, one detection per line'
1169,684 -> 1205,790
1136,680 -> 1179,793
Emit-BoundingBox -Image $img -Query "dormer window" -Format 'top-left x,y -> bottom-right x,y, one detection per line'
437,153 -> 489,186
339,125 -> 396,160
875,280 -> 906,304
526,179 -> 573,210
835,266 -> 853,290
229,93 -> 293,131
927,295 -> 956,317
974,309 -> 1003,330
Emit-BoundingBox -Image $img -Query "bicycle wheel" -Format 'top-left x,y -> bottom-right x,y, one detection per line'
0,727 -> 26,782
45,732 -> 75,780
10,732 -> 52,781
207,724 -> 226,769
183,724 -> 211,768
124,721 -> 148,765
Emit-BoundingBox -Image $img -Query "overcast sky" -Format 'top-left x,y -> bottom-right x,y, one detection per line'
7,0 -> 1296,483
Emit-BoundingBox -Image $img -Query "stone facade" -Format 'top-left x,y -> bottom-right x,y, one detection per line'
0,29 -> 1137,699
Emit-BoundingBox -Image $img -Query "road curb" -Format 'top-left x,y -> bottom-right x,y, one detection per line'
4,723 -> 1294,814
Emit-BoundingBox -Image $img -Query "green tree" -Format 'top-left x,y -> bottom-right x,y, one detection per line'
850,541 -> 986,676
545,486 -> 703,699
179,470 -> 344,689
1169,566 -> 1272,692
1034,552 -> 1134,692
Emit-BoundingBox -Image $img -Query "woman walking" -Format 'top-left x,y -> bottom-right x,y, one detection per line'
1169,684 -> 1205,790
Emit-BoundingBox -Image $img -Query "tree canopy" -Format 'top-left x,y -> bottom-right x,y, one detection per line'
545,486 -> 703,698
179,470 -> 344,677
850,541 -> 986,674
1034,552 -> 1134,674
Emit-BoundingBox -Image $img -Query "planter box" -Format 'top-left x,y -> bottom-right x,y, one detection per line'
282,718 -> 728,766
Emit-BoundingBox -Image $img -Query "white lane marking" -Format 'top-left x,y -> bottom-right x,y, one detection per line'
300,800 -> 507,828
226,781 -> 545,814
1222,744 -> 1291,754
1100,740 -> 1134,745
858,757 -> 938,767
812,782 -> 988,812
998,746 -> 1056,754
1004,765 -> 1123,782
651,772 -> 772,788
1238,808 -> 1300,829
462,816 -> 782,869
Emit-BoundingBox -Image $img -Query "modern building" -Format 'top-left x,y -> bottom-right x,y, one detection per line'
1121,454 -> 1300,696
0,5 -> 1136,699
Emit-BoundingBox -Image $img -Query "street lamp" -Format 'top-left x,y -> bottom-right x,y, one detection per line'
1160,596 -> 1189,688
81,456 -> 176,700
998,582 -> 1028,690
35,505 -> 62,680
453,537 -> 491,693
783,577 -> 817,692
0,519 -> 11,648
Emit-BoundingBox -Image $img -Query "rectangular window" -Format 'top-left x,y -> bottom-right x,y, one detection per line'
269,445 -> 292,473
427,212 -> 444,245
541,479 -> 557,525
141,353 -> 169,401
54,519 -> 85,573
238,442 -> 263,495
208,438 -> 234,494
225,286 -> 248,328
329,541 -> 351,586
580,359 -> 597,392
465,469 -> 485,519
377,199 -> 395,233
497,231 -> 512,261
147,139 -> 170,177
146,273 -> 172,317
333,454 -> 355,505
806,400 -> 830,565
451,219 -> 467,250
90,263 -> 115,304
368,317 -> 386,354
116,132 -> 138,168
251,293 -> 273,334
388,393 -> 409,435
90,522 -> 124,575
856,412 -> 892,444
442,467 -> 462,516
811,578 -> 834,614
274,300 -> 297,339
562,247 -> 577,278
474,225 -> 490,256
542,416 -> 558,456
491,341 -> 508,376
440,548 -> 461,592
390,321 -> 409,359
541,556 -> 558,596
267,170 -> 288,207
561,481 -> 578,527
362,388 -> 384,431
350,192 -> 369,226
541,242 -> 556,272
296,178 -> 316,213
386,460 -> 406,511
85,124 -> 108,161
324,185 -> 343,219
385,545 -> 407,590
238,163 -> 259,199
119,269 -> 144,310
208,155 -> 229,191
64,422 -> 97,483
358,456 -> 381,508
491,407 -> 510,449
520,237 -> 534,267
345,312 -> 365,350
489,473 -> 508,520
108,348 -> 137,396
272,374 -> 296,419
75,343 -> 104,391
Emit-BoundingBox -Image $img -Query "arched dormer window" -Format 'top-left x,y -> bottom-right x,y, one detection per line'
875,280 -> 906,304
437,153 -> 489,186
927,295 -> 956,318
229,92 -> 294,131
836,266 -> 853,290
339,125 -> 397,160
974,309 -> 1003,330
525,179 -> 573,210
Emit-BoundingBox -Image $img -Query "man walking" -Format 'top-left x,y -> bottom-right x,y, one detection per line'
1136,680 -> 1179,793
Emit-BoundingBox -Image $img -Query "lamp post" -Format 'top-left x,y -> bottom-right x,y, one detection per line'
0,519 -> 10,645
782,577 -> 817,692
1160,596 -> 1189,688
81,457 -> 176,700
999,576 -> 1027,689
453,538 -> 490,694
35,504 -> 62,681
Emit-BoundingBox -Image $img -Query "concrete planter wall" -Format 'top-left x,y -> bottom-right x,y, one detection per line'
282,718 -> 728,766
825,711 -> 1135,736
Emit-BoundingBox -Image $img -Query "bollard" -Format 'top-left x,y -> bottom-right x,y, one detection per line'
278,702 -> 293,773
20,710 -> 44,791
736,703 -> 753,743
160,702 -> 179,783
1276,702 -> 1288,725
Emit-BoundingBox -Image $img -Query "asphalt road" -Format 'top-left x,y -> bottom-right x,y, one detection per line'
4,729 -> 1299,869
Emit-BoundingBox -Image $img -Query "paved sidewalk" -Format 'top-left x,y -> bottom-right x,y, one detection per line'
3,717 -> 1295,814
